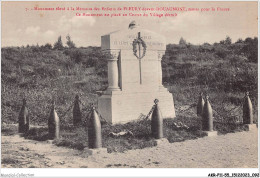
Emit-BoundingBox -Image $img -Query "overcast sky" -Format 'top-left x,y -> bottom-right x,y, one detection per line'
2,1 -> 258,47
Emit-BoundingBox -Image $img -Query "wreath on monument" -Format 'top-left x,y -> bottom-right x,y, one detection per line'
132,37 -> 147,60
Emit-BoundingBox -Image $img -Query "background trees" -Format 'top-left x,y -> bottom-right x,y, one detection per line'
53,36 -> 64,50
66,34 -> 76,48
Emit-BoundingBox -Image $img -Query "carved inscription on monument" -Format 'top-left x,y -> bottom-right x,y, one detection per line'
111,34 -> 163,48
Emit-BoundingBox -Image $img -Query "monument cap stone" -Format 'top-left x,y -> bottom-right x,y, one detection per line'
101,23 -> 166,51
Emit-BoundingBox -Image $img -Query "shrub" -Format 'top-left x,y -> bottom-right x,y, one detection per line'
213,44 -> 230,59
53,36 -> 64,50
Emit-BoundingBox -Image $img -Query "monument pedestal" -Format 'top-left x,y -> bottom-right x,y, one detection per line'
98,89 -> 175,124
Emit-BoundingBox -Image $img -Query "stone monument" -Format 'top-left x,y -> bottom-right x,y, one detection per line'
98,21 -> 175,124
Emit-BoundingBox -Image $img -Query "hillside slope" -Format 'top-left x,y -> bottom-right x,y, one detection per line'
1,37 -> 258,125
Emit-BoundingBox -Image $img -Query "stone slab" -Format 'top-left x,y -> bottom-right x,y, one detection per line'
84,148 -> 108,156
203,131 -> 218,137
154,138 -> 170,147
245,124 -> 257,131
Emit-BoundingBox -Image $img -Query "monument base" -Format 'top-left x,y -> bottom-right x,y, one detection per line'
153,138 -> 170,147
245,124 -> 257,131
98,89 -> 175,124
203,131 -> 218,137
84,148 -> 108,156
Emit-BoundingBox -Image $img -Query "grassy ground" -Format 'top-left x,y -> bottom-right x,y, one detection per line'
2,115 -> 248,153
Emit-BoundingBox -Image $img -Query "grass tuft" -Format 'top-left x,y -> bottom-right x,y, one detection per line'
2,156 -> 19,164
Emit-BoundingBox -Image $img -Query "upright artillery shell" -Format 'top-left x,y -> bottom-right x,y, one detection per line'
151,100 -> 163,139
18,99 -> 29,133
48,101 -> 60,140
88,107 -> 102,149
243,92 -> 253,124
197,92 -> 205,116
202,95 -> 213,131
73,95 -> 82,126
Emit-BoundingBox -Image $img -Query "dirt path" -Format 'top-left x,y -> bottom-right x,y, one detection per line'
1,128 -> 258,168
